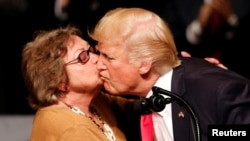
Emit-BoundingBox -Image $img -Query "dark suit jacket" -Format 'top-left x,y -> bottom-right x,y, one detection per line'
170,57 -> 250,141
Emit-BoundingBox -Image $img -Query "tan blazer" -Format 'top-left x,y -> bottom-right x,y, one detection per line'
29,92 -> 133,141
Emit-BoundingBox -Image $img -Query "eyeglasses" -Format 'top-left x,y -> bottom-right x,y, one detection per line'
65,46 -> 96,65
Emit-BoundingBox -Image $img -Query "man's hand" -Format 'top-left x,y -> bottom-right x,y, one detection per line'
181,51 -> 228,70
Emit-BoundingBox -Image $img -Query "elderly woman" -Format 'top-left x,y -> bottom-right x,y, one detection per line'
21,25 -> 139,141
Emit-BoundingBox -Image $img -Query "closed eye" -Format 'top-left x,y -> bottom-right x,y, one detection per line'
94,49 -> 100,55
100,53 -> 115,60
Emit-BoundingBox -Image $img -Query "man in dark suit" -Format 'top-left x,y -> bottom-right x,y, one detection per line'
89,7 -> 250,141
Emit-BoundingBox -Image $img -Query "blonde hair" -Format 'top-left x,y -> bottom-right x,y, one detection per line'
89,7 -> 181,75
22,25 -> 82,109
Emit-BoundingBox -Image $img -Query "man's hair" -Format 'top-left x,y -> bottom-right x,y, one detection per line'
22,25 -> 82,109
89,7 -> 181,75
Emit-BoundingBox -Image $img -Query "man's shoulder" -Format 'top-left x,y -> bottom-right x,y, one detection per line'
179,57 -> 217,70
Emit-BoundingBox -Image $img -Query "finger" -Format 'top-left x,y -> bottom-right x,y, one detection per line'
181,51 -> 191,57
217,64 -> 228,70
204,57 -> 220,64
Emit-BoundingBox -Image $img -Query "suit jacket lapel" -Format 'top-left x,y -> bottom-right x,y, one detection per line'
171,63 -> 194,141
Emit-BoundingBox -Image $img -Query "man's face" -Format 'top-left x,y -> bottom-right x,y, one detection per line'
96,42 -> 141,95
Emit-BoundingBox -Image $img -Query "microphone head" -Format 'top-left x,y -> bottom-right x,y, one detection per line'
133,94 -> 167,115
149,95 -> 166,112
133,99 -> 152,115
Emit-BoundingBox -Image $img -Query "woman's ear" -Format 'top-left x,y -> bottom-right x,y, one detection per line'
57,82 -> 69,92
139,57 -> 152,75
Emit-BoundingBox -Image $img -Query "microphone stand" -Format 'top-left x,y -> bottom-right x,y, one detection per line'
134,86 -> 201,141
151,86 -> 201,141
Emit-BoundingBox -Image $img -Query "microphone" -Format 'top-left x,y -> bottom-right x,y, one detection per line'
134,93 -> 173,115
134,86 -> 201,141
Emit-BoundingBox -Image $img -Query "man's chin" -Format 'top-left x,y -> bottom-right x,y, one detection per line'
103,82 -> 111,92
103,83 -> 119,95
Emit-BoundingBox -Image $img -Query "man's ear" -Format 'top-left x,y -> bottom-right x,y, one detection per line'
139,57 -> 152,75
57,82 -> 69,92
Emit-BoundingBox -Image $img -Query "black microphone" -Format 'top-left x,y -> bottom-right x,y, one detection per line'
150,86 -> 201,141
134,86 -> 201,141
134,94 -> 173,115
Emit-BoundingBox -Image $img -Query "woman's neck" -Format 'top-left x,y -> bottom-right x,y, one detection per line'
58,92 -> 95,115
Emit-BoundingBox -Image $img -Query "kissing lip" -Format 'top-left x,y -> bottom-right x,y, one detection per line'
99,74 -> 108,80
100,76 -> 106,80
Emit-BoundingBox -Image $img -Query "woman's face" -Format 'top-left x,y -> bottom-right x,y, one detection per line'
63,35 -> 103,93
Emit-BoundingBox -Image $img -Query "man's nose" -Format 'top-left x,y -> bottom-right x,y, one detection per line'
89,53 -> 99,64
96,55 -> 107,70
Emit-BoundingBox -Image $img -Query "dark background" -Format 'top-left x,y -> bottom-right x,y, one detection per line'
0,0 -> 249,114
0,0 -> 165,114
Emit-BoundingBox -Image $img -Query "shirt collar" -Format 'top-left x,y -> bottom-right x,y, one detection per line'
146,69 -> 173,116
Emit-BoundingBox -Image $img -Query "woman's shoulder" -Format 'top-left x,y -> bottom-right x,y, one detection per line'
30,106 -> 109,141
33,106 -> 92,128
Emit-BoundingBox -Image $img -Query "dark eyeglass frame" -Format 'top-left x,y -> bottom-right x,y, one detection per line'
65,46 -> 96,65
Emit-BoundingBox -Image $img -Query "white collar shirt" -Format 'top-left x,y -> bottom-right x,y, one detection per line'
146,69 -> 174,141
